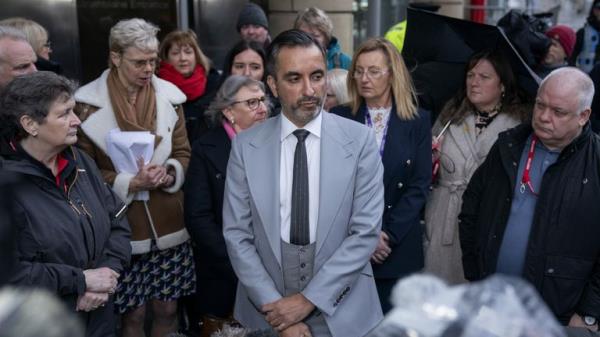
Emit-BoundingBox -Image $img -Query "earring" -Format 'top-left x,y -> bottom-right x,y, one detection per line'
230,117 -> 235,125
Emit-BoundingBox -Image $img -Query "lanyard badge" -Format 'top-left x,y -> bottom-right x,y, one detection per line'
520,135 -> 538,195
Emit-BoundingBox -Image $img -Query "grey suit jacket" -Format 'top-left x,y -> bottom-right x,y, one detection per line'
223,112 -> 384,337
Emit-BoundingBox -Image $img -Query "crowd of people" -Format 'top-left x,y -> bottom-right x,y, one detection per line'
0,2 -> 599,337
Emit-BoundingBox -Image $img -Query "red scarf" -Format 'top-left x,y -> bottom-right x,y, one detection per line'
158,61 -> 207,101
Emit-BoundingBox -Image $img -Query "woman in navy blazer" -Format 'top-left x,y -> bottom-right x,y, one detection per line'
331,38 -> 431,313
184,75 -> 269,335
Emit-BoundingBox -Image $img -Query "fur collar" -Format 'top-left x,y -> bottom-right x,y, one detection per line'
76,69 -> 185,166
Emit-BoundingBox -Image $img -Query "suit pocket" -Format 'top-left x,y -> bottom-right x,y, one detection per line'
541,255 -> 593,318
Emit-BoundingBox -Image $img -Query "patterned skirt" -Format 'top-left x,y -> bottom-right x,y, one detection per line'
113,241 -> 196,314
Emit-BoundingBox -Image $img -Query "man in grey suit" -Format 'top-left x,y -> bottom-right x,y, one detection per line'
223,30 -> 384,337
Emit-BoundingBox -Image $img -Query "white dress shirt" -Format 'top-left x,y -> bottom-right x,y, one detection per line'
280,112 -> 322,244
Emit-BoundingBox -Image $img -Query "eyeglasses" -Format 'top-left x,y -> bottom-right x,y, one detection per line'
231,96 -> 267,110
123,57 -> 158,69
353,68 -> 390,80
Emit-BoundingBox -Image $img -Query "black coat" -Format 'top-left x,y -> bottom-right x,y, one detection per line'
184,126 -> 237,316
1,145 -> 131,337
332,104 -> 431,278
459,123 -> 600,324
183,67 -> 221,144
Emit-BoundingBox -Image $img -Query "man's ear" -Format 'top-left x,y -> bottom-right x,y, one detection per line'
579,108 -> 591,126
19,115 -> 39,137
267,75 -> 278,98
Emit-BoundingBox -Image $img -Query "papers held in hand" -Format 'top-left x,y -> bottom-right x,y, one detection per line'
105,128 -> 155,201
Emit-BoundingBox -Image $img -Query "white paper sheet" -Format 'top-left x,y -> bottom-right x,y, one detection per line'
105,128 -> 155,201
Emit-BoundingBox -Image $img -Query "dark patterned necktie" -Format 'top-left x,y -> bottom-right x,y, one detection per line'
290,129 -> 310,245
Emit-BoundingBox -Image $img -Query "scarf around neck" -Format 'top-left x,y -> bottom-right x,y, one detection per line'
107,68 -> 162,147
158,61 -> 207,101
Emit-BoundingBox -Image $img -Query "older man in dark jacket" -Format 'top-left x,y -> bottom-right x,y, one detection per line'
460,67 -> 600,331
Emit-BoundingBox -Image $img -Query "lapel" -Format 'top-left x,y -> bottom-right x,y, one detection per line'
244,116 -> 282,265
475,113 -> 518,157
380,105 -> 403,185
76,70 -> 186,165
315,112 -> 355,254
447,114 -> 477,162
200,127 -> 231,175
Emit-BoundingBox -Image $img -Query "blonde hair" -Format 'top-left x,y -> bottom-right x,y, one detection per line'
293,7 -> 333,45
0,17 -> 47,56
327,68 -> 349,105
159,29 -> 211,73
348,38 -> 418,120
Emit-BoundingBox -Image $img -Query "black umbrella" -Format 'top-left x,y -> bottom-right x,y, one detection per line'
402,8 -> 540,122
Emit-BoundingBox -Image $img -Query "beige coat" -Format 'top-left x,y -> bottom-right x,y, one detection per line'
75,70 -> 191,255
424,111 -> 522,284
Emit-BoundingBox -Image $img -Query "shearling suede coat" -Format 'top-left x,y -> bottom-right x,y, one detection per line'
75,70 -> 191,255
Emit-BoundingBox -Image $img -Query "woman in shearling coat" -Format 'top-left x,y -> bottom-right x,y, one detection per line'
75,19 -> 193,337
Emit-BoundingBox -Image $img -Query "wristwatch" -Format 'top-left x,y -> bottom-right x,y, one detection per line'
583,315 -> 598,326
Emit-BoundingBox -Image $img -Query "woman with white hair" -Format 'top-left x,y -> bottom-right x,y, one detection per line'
74,18 -> 194,337
294,7 -> 351,70
324,68 -> 350,111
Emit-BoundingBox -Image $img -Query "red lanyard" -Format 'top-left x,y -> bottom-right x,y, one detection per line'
520,135 -> 538,195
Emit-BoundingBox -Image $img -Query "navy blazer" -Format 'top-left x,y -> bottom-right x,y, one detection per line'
331,103 -> 431,278
184,126 -> 236,280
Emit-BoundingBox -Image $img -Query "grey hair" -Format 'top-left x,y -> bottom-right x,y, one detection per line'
0,71 -> 77,141
205,75 -> 266,125
0,18 -> 47,55
326,68 -> 350,106
0,26 -> 27,62
109,18 -> 159,55
540,67 -> 595,114
0,25 -> 27,41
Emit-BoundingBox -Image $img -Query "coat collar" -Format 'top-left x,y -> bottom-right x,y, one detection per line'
448,113 -> 519,165
76,69 -> 185,166
197,126 -> 231,174
75,69 -> 186,108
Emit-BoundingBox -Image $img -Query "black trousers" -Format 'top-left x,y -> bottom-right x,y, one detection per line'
375,278 -> 398,314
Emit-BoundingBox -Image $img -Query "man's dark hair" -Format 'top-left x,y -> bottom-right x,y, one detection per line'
0,71 -> 77,141
265,29 -> 325,77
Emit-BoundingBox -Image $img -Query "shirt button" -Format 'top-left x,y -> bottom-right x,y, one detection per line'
547,268 -> 554,274
387,205 -> 392,209
301,276 -> 306,281
512,162 -> 517,167
300,263 -> 306,268
406,159 -> 411,165
397,182 -> 403,188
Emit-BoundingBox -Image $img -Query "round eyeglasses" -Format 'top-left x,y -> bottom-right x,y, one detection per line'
231,96 -> 267,110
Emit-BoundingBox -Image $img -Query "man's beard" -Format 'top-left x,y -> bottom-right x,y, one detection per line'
286,95 -> 324,126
